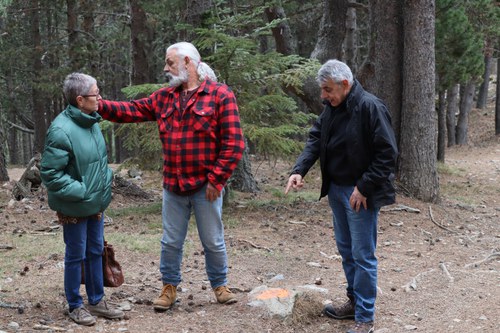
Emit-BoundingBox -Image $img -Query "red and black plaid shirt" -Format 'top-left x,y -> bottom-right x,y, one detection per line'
98,80 -> 244,193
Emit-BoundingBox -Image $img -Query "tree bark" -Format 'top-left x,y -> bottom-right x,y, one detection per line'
81,0 -> 97,73
265,6 -> 296,55
230,138 -> 258,193
437,90 -> 446,162
67,0 -> 79,70
359,0 -> 403,144
264,4 -> 322,115
496,57 -> 500,135
0,126 -> 9,181
399,0 -> 439,203
6,74 -> 21,165
310,0 -> 348,62
456,80 -> 476,145
476,46 -> 493,109
446,84 -> 459,146
130,0 -> 153,85
344,6 -> 357,73
31,0 -> 47,154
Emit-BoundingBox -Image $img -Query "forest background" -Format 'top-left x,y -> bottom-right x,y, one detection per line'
0,1 -> 500,332
0,0 -> 499,207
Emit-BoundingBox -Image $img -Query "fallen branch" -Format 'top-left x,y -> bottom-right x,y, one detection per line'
237,239 -> 271,252
288,220 -> 307,226
428,206 -> 457,233
0,244 -> 14,250
464,252 -> 500,268
382,204 -> 420,213
439,263 -> 454,283
401,269 -> 435,292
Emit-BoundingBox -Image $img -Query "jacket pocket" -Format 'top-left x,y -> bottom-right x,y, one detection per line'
192,107 -> 216,133
158,107 -> 175,133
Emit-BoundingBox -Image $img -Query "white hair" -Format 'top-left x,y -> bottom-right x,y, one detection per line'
167,41 -> 217,82
317,59 -> 353,85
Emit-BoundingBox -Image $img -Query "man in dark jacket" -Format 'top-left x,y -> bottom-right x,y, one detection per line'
285,59 -> 398,333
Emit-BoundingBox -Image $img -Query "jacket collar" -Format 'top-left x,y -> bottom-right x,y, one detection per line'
65,104 -> 101,129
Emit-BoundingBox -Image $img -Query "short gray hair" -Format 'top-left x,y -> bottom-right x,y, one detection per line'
167,41 -> 217,82
316,59 -> 353,86
63,72 -> 96,106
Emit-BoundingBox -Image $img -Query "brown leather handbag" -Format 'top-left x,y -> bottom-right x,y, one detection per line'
81,240 -> 124,287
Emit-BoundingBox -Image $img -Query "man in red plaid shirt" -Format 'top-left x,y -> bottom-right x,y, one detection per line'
98,42 -> 244,310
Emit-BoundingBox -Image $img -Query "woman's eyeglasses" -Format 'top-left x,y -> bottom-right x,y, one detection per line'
81,90 -> 101,98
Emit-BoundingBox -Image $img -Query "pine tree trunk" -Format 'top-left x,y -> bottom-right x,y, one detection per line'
437,90 -> 446,162
265,6 -> 296,55
359,0 -> 403,144
496,57 -> 500,135
230,142 -> 259,194
130,0 -> 153,85
446,84 -> 459,147
456,81 -> 476,145
344,7 -> 358,73
0,126 -> 9,181
399,0 -> 439,203
476,51 -> 492,109
310,0 -> 348,62
31,0 -> 47,154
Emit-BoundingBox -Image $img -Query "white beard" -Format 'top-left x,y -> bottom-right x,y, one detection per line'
166,66 -> 189,88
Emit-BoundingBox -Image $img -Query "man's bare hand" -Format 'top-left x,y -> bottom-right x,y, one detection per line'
285,174 -> 304,194
349,186 -> 367,212
206,182 -> 221,202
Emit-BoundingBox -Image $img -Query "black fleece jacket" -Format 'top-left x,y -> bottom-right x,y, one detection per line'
291,80 -> 398,209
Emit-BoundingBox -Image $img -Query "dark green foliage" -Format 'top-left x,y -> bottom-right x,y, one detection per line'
435,0 -> 493,89
111,84 -> 167,170
193,2 -> 320,159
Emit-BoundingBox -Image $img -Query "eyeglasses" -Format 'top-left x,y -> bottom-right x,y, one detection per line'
81,89 -> 101,98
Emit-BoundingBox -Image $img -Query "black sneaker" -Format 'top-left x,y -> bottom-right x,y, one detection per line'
324,298 -> 355,320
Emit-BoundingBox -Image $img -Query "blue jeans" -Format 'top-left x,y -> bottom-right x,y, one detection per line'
328,183 -> 379,323
62,214 -> 104,310
160,184 -> 228,288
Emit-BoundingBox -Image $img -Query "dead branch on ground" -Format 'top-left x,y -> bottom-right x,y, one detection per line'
401,269 -> 435,292
381,204 -> 420,213
237,238 -> 271,252
439,262 -> 454,283
428,206 -> 457,233
464,251 -> 500,268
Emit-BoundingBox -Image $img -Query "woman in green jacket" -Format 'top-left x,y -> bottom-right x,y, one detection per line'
40,73 -> 123,326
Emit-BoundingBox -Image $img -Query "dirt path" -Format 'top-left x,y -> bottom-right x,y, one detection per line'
1,119 -> 499,332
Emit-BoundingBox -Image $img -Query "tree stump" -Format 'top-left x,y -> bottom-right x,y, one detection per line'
12,154 -> 42,201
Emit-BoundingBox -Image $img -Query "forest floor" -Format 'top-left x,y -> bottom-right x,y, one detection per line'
1,105 -> 499,333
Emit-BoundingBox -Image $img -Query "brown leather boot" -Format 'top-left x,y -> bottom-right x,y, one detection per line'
324,294 -> 355,320
153,284 -> 177,311
213,285 -> 237,304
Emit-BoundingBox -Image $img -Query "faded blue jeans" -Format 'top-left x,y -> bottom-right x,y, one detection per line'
62,214 -> 104,311
328,183 -> 379,323
160,184 -> 228,289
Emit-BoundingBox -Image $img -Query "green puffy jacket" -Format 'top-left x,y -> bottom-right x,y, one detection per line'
40,105 -> 113,217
